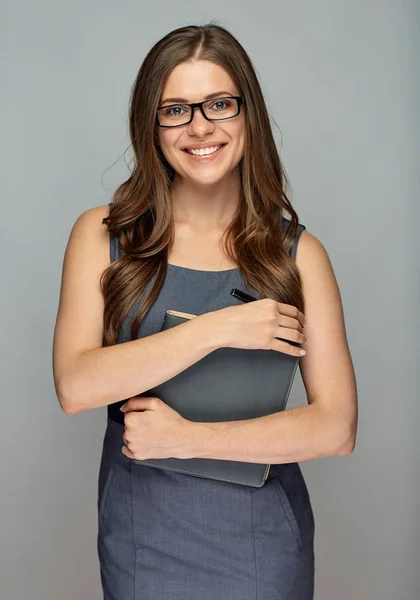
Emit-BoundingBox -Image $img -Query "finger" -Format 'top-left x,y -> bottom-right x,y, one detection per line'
277,303 -> 305,328
276,325 -> 306,346
278,314 -> 305,334
121,445 -> 135,459
270,338 -> 306,357
121,397 -> 158,412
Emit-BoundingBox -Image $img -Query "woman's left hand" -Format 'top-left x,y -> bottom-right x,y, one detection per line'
120,396 -> 195,460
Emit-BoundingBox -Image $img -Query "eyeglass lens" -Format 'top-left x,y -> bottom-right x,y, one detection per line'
158,97 -> 239,126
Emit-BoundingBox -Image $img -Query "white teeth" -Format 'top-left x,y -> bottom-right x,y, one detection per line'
186,145 -> 222,156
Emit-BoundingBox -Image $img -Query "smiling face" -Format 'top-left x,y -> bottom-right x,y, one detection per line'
156,60 -> 245,186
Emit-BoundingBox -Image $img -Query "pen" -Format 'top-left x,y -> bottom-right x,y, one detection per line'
230,288 -> 258,303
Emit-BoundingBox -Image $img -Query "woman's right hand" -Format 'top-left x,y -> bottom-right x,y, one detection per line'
207,298 -> 307,357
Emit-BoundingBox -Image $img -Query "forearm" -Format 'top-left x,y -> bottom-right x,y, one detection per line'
59,313 -> 220,414
189,404 -> 353,464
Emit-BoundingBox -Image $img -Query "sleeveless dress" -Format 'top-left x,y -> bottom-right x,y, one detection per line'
97,219 -> 315,600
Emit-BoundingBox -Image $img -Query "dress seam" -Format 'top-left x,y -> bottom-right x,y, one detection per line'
129,459 -> 136,600
250,488 -> 258,600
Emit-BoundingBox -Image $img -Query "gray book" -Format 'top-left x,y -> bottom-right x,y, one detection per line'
134,309 -> 301,487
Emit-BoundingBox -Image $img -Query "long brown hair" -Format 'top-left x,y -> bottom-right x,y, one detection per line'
101,23 -> 305,347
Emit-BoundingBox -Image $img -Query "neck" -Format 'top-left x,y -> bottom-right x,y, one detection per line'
170,169 -> 241,230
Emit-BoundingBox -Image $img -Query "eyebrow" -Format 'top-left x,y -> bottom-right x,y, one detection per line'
160,91 -> 235,105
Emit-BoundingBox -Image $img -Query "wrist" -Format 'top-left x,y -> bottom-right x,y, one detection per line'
194,310 -> 226,353
185,420 -> 219,459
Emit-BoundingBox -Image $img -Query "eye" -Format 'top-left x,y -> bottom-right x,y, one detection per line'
209,99 -> 233,111
163,105 -> 188,116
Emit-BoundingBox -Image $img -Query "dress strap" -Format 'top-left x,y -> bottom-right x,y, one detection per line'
282,218 -> 306,260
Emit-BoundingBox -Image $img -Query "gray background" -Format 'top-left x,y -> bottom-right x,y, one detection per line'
2,1 -> 418,598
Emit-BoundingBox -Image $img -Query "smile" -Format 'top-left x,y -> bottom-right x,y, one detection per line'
182,144 -> 227,161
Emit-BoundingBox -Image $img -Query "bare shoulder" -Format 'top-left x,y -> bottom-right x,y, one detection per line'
295,228 -> 342,304
70,204 -> 110,242
294,227 -> 344,330
65,204 -> 111,267
295,228 -> 332,271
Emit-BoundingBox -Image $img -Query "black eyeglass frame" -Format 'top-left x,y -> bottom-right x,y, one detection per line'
155,95 -> 245,128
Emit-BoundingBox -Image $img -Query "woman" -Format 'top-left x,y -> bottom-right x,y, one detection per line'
53,23 -> 357,600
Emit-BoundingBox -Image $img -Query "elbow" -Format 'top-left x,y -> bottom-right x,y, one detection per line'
335,430 -> 357,456
336,441 -> 355,456
57,391 -> 81,416
60,400 -> 81,415
55,376 -> 86,415
328,408 -> 357,456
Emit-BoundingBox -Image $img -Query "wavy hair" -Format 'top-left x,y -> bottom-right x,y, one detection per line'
101,23 -> 305,347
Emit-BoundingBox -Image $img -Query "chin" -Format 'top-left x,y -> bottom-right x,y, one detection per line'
187,170 -> 230,185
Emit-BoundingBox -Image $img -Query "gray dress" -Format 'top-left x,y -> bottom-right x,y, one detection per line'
97,219 -> 315,600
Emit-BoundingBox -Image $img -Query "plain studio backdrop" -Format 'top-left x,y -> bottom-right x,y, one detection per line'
2,1 -> 418,599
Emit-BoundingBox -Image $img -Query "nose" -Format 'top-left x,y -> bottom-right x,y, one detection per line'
187,105 -> 215,136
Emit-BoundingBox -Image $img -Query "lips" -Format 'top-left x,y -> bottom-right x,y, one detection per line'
181,144 -> 227,162
182,143 -> 227,153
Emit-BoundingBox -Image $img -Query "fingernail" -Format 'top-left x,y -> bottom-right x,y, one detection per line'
120,404 -> 126,412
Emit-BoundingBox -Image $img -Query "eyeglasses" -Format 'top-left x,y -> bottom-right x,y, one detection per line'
156,96 -> 244,128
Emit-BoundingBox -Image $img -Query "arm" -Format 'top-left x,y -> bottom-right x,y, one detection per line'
186,230 -> 358,462
53,206 -> 220,415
